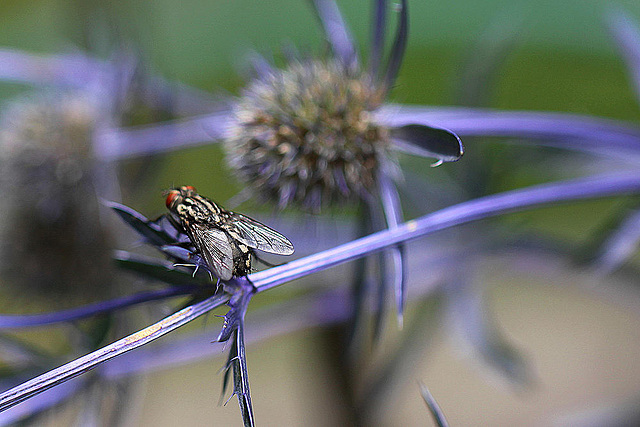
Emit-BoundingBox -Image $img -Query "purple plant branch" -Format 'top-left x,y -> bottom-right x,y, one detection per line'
93,111 -> 230,160
100,238 -> 465,379
310,0 -> 358,70
0,287 -> 197,330
606,8 -> 640,105
141,76 -> 226,117
0,294 -> 229,412
0,48 -> 103,87
100,329 -> 220,379
251,171 -> 640,292
0,48 -> 222,116
94,107 -> 640,161
3,171 -> 640,412
0,377 -> 88,425
100,243 -> 640,382
101,289 -> 353,379
101,240 -> 463,379
75,241 -> 640,383
380,106 -> 640,161
227,325 -> 255,426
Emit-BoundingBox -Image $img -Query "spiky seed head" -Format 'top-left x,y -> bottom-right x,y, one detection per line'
225,60 -> 396,211
0,92 -> 114,307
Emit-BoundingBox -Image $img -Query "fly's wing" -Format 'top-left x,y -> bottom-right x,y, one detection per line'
190,223 -> 234,281
222,213 -> 294,255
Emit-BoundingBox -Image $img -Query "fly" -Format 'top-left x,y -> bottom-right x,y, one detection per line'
164,186 -> 295,281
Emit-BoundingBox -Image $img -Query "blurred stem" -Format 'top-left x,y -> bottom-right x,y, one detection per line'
359,296 -> 442,423
345,202 -> 372,356
318,325 -> 361,427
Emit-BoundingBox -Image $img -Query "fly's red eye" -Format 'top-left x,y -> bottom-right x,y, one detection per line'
184,185 -> 196,191
166,190 -> 180,208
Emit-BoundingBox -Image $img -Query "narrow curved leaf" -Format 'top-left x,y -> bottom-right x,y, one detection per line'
606,8 -> 640,104
372,243 -> 388,345
310,0 -> 358,70
114,251 -> 210,287
364,198 -> 391,346
454,4 -> 525,107
593,206 -> 640,273
94,112 -> 230,161
107,201 -> 176,247
391,124 -> 464,163
381,0 -> 408,93
418,382 -> 449,427
380,107 -> 640,161
369,0 -> 388,78
446,268 -> 532,387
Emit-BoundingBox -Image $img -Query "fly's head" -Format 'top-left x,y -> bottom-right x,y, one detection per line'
165,185 -> 221,224
165,185 -> 197,213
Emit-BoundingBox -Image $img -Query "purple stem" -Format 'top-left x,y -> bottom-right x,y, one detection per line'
0,48 -> 222,116
94,111 -> 230,160
0,377 -> 87,425
96,107 -> 640,161
101,289 -> 353,379
380,106 -> 640,161
251,172 -> 640,291
0,287 -> 197,329
0,294 -> 229,412
0,48 -> 103,87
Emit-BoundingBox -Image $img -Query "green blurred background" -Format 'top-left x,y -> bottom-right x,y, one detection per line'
3,0 -> 640,425
3,0 -> 640,116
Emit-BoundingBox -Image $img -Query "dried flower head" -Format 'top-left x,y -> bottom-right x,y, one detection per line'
0,92 -> 113,304
225,0 -> 463,211
227,60 -> 392,209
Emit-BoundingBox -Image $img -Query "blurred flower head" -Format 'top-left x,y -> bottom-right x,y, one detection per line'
224,0 -> 463,211
0,47 -> 198,305
226,59 -> 394,209
0,91 -> 113,303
